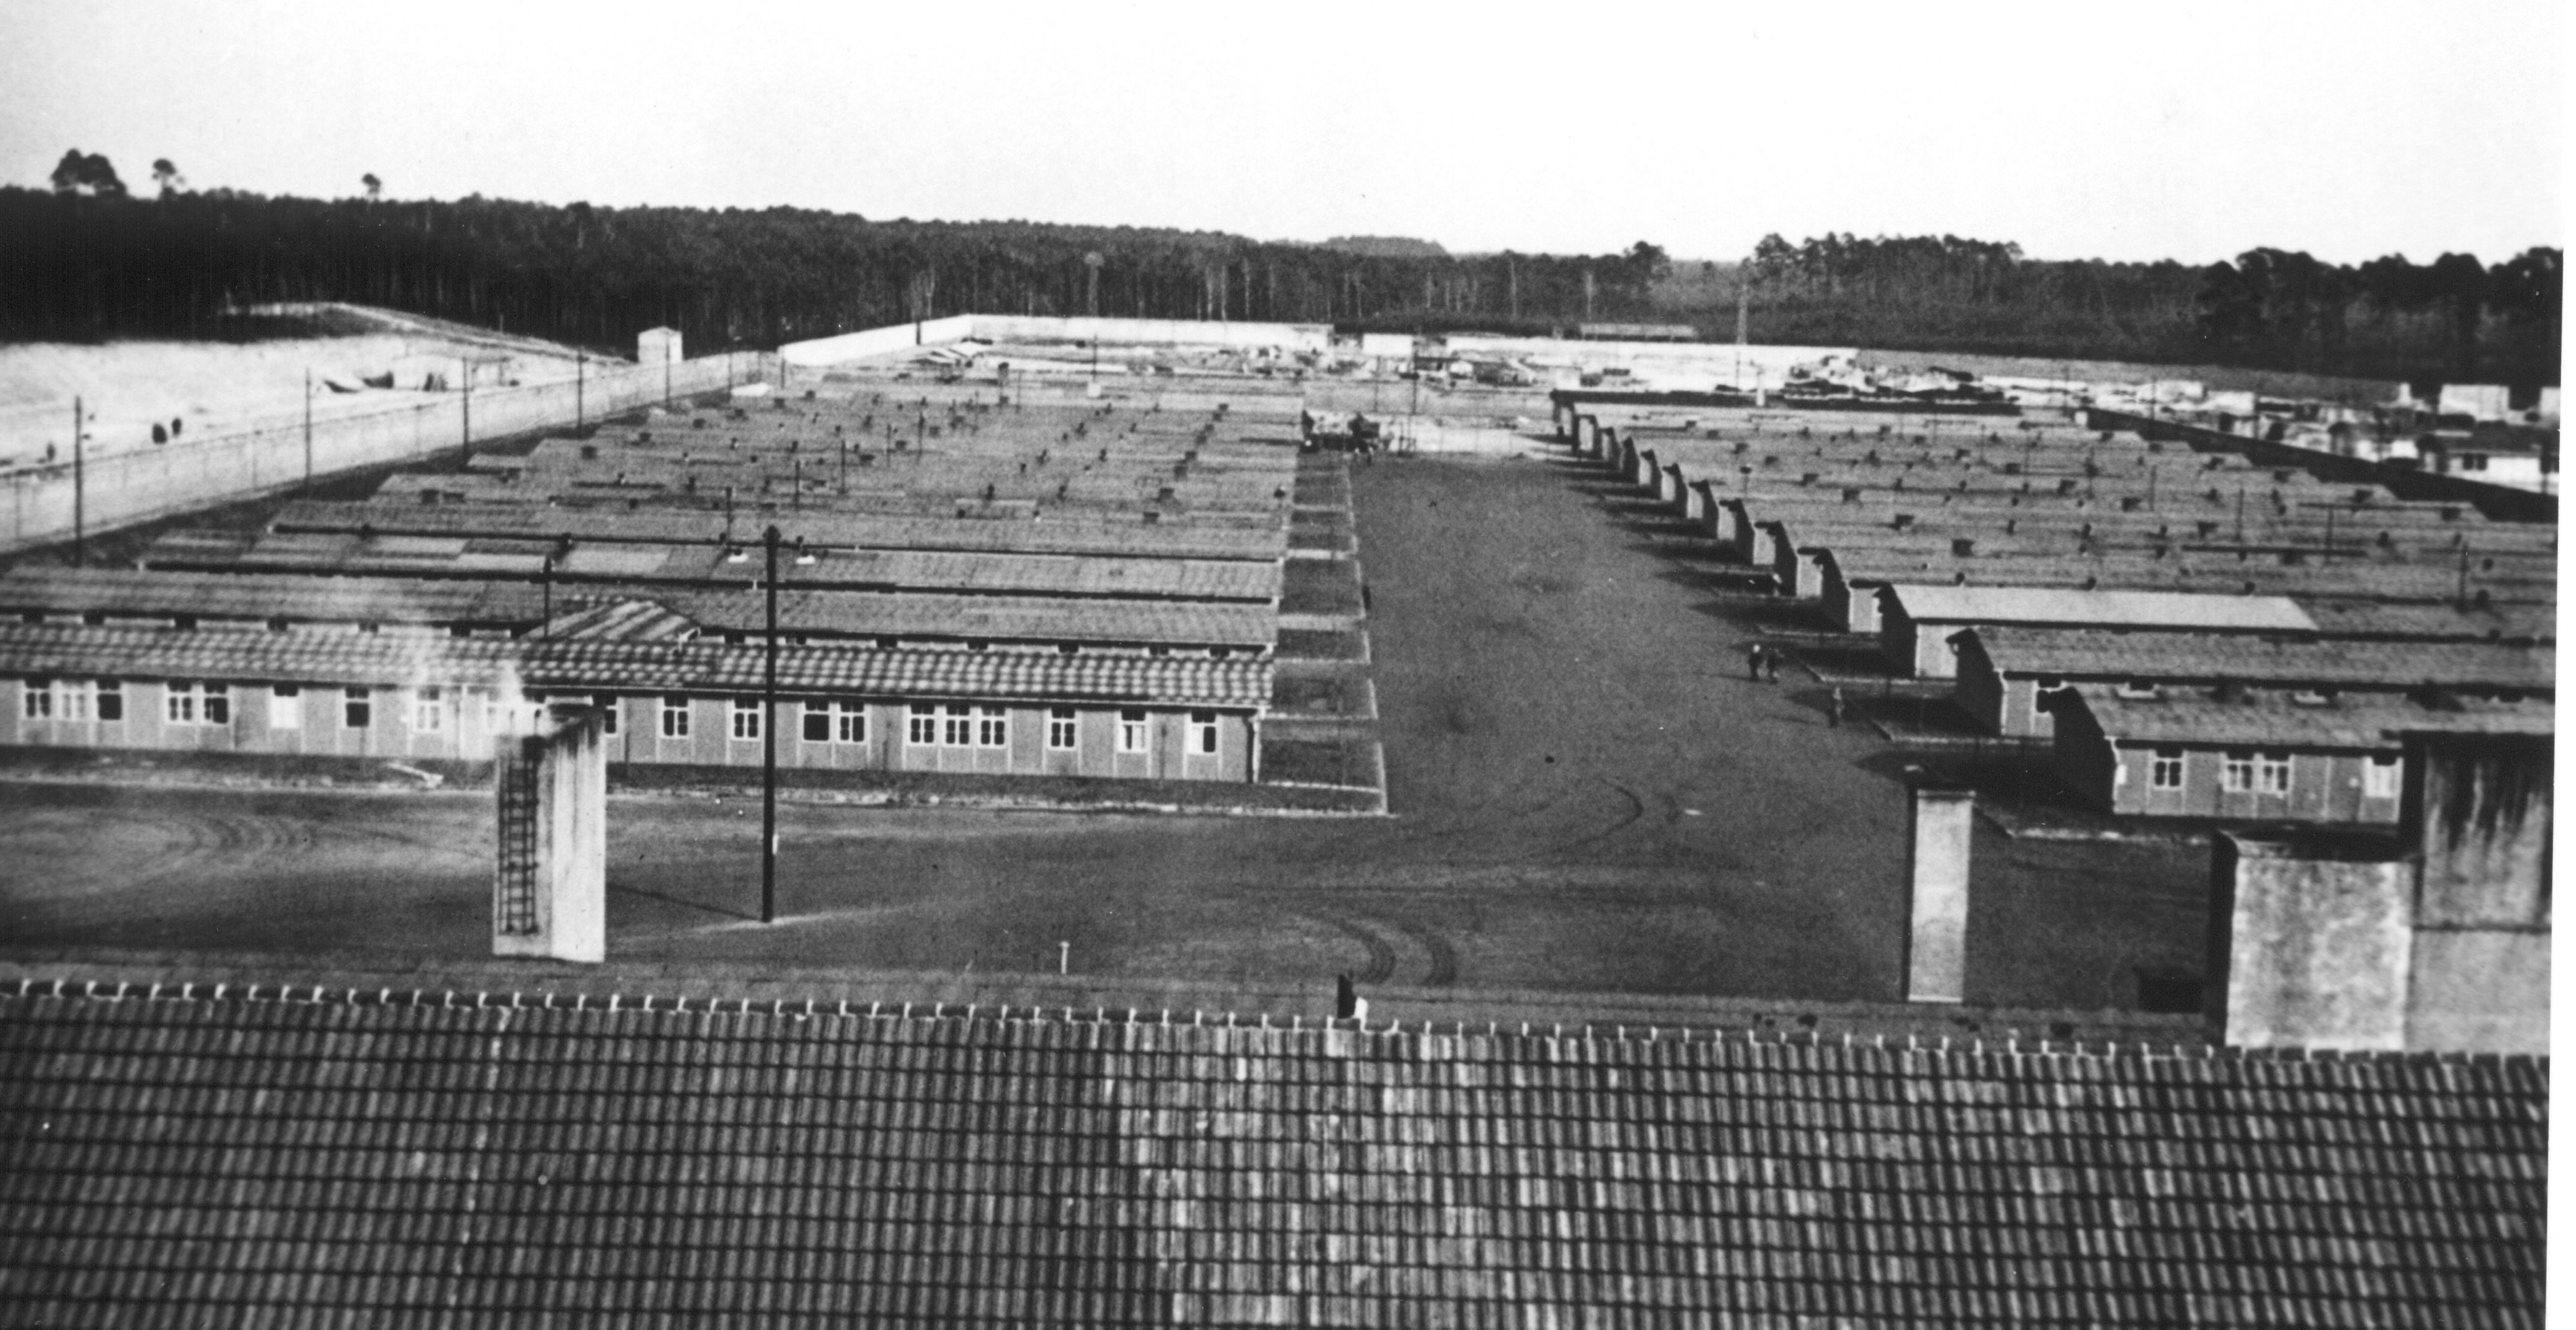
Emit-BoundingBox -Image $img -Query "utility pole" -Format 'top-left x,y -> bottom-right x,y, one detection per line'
1735,265 -> 1750,390
761,524 -> 782,925
70,392 -> 83,564
575,350 -> 585,433
303,369 -> 315,484
461,365 -> 473,466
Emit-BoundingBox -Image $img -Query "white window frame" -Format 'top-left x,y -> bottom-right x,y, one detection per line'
2149,748 -> 2184,791
976,705 -> 1007,749
907,704 -> 937,746
2364,755 -> 2402,799
94,679 -> 122,723
942,703 -> 972,747
202,684 -> 230,726
1117,708 -> 1148,755
53,679 -> 93,722
2221,750 -> 2254,793
836,702 -> 866,744
2256,751 -> 2292,795
341,688 -> 371,730
730,697 -> 763,741
1046,707 -> 1077,751
802,700 -> 833,743
410,687 -> 445,734
268,686 -> 301,730
1190,710 -> 1218,756
21,677 -> 52,720
660,696 -> 691,739
163,681 -> 195,725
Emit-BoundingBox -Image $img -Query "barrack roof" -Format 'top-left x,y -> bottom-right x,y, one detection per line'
1961,626 -> 2554,690
0,979 -> 2544,1327
2067,684 -> 2552,748
0,622 -> 1270,709
272,499 -> 1290,562
1883,583 -> 2319,632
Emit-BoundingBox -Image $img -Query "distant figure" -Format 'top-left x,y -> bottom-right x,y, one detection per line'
1746,643 -> 1766,682
1828,687 -> 1847,728
1764,649 -> 1782,684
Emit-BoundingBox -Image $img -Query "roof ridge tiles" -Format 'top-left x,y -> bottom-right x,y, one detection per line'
0,974 -> 2544,1068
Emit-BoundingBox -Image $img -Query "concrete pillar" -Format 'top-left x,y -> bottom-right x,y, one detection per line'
2207,832 -> 2411,1049
1904,784 -> 1974,1003
2398,730 -> 2552,1053
493,703 -> 609,963
1683,478 -> 1711,522
1637,446 -> 1660,492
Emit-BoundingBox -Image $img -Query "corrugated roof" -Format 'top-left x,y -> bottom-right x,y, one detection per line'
0,623 -> 1269,709
1964,628 -> 2554,690
0,983 -> 2543,1327
1885,584 -> 2319,632
2069,684 -> 2553,748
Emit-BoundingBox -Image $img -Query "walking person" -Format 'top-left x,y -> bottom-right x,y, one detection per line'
1827,686 -> 1847,728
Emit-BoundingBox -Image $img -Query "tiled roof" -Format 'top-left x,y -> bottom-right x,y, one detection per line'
0,983 -> 2544,1327
1885,584 -> 2319,632
2067,684 -> 2554,748
1963,627 -> 2554,691
0,623 -> 1271,709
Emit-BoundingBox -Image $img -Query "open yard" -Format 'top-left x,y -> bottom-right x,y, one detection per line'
0,450 -> 2211,1011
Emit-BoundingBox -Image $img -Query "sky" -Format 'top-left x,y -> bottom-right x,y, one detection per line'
0,0 -> 2559,268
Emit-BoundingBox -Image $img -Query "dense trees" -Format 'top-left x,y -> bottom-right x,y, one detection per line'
0,167 -> 2555,385
0,185 -> 1663,351
1721,232 -> 2558,384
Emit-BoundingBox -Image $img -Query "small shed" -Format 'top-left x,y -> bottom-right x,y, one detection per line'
637,327 -> 684,367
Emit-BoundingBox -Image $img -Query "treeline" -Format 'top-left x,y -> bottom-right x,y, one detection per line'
2,169 -> 2555,386
1725,233 -> 2561,385
0,184 -> 1665,352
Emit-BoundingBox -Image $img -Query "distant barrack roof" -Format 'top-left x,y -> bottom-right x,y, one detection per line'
0,621 -> 1271,709
144,529 -> 1285,601
270,499 -> 1290,562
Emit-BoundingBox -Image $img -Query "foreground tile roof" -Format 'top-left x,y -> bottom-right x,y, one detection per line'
0,982 -> 2545,1327
0,623 -> 1272,710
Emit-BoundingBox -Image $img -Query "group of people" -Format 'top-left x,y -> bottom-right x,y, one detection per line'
1745,642 -> 1848,728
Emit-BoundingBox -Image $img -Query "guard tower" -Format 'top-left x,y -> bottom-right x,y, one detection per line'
493,702 -> 608,963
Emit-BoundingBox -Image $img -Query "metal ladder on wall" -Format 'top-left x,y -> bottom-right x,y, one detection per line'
494,741 -> 541,935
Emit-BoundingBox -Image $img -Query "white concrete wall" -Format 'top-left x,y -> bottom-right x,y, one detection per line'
0,353 -> 763,554
778,316 -> 980,367
780,315 -> 1332,367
